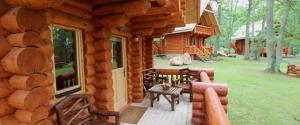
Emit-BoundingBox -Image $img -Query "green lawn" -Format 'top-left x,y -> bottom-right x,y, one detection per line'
154,55 -> 300,125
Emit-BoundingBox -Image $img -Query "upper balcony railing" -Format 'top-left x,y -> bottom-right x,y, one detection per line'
194,25 -> 214,36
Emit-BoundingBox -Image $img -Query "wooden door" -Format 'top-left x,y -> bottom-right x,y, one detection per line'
111,36 -> 127,111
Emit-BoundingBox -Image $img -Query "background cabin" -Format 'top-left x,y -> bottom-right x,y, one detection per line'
154,0 -> 220,60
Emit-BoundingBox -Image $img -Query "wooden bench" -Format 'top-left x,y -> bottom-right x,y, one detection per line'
55,94 -> 121,125
287,64 -> 300,77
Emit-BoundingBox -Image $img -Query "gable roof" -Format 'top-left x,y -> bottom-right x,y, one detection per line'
233,20 -> 265,40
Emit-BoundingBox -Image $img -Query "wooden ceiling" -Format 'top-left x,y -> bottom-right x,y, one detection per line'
91,0 -> 186,38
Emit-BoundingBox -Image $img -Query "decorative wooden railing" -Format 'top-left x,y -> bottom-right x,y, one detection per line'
194,25 -> 214,36
184,45 -> 211,60
192,71 -> 230,125
153,42 -> 163,55
287,64 -> 300,77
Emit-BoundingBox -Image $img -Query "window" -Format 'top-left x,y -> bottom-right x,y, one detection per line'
51,25 -> 85,98
112,37 -> 123,69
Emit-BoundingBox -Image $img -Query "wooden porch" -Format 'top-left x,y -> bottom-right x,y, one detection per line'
122,94 -> 193,125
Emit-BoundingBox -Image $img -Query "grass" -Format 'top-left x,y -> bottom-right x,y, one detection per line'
154,55 -> 300,125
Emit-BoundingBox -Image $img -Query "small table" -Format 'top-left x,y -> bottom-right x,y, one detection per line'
148,84 -> 183,111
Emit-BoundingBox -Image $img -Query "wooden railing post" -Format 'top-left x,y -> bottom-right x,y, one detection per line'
205,87 -> 231,125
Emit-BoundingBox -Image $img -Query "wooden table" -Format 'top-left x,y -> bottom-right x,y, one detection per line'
148,84 -> 183,111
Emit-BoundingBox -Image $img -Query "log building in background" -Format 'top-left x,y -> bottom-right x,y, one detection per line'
0,0 -> 220,124
154,0 -> 220,61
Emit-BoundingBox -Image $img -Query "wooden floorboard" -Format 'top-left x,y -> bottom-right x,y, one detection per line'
121,94 -> 193,125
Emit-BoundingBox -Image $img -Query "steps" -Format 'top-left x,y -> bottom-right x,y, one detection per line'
184,45 -> 211,60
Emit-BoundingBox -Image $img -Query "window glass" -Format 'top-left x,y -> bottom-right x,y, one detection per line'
52,26 -> 83,98
112,37 -> 123,69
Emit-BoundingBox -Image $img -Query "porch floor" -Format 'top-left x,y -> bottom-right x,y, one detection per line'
121,94 -> 193,125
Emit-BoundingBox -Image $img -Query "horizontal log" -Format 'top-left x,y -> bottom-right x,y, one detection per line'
94,79 -> 113,89
151,0 -> 167,6
192,110 -> 205,117
47,9 -> 94,32
143,0 -> 180,16
0,24 -> 9,36
93,14 -> 130,27
85,54 -> 95,65
95,62 -> 112,73
131,14 -> 172,23
95,73 -> 112,79
0,0 -> 11,16
192,93 -> 204,102
94,89 -> 114,101
0,36 -> 12,59
130,20 -> 168,29
192,82 -> 228,96
132,28 -> 154,36
8,87 -> 51,111
36,119 -> 53,125
93,27 -> 111,39
55,3 -> 92,20
94,39 -> 112,51
93,0 -> 151,17
5,0 -> 63,9
153,27 -> 174,34
86,84 -> 96,95
0,115 -> 19,125
85,42 -> 95,54
9,74 -> 50,90
192,102 -> 205,110
0,66 -> 11,78
85,77 -> 96,85
94,101 -> 113,111
40,43 -> 54,58
65,0 -> 92,12
192,117 -> 205,124
14,106 -> 49,124
205,87 -> 230,125
86,65 -> 96,77
7,31 -> 44,47
0,79 -> 14,99
1,47 -> 47,74
94,51 -> 111,61
84,32 -> 94,42
0,7 -> 48,33
0,99 -> 15,117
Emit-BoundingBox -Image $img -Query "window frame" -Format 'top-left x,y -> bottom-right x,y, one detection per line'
50,24 -> 86,99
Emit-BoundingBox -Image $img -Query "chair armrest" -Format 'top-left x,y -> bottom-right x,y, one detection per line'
91,110 -> 121,117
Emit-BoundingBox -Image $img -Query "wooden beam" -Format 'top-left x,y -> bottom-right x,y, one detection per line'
92,0 -> 127,5
146,33 -> 163,38
153,27 -> 174,34
131,14 -> 171,23
55,3 -> 92,20
132,28 -> 154,36
93,0 -> 151,17
93,14 -> 129,27
204,9 -> 214,14
142,0 -> 180,16
130,20 -> 169,29
65,0 -> 93,12
150,0 -> 168,6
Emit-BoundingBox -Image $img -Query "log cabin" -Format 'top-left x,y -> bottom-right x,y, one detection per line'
155,0 -> 220,60
0,0 -> 230,124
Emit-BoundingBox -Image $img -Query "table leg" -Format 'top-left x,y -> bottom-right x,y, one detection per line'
171,95 -> 175,111
157,94 -> 160,101
177,95 -> 179,104
150,92 -> 154,107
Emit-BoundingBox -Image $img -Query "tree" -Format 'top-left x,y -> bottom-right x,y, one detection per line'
275,0 -> 292,72
244,0 -> 252,60
213,0 -> 222,56
266,0 -> 275,71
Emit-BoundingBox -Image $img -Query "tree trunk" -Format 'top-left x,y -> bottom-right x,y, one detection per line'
244,0 -> 252,60
213,1 -> 222,56
275,0 -> 291,72
266,0 -> 275,71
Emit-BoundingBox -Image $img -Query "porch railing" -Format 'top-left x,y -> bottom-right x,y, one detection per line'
192,71 -> 230,125
184,45 -> 211,60
194,25 -> 214,35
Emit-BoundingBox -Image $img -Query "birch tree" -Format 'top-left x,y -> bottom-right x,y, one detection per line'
244,0 -> 252,60
266,0 -> 275,71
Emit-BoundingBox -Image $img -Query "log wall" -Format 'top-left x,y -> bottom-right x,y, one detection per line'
143,38 -> 154,69
0,5 -> 55,125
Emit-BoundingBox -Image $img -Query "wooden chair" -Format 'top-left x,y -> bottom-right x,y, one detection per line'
143,68 -> 167,96
174,68 -> 193,102
55,94 -> 121,125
